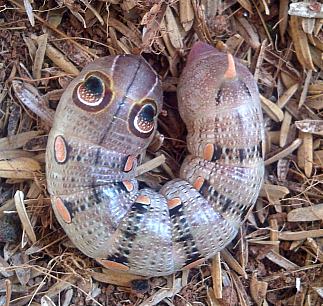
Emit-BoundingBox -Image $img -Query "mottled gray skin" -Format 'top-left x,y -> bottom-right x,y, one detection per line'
178,43 -> 265,226
46,44 -> 264,277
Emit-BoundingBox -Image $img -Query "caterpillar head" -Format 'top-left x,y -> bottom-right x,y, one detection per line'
53,55 -> 163,153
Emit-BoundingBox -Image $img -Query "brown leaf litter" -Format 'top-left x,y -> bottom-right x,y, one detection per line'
0,0 -> 322,305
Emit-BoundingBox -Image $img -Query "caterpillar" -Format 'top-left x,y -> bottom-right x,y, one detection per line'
46,42 -> 265,277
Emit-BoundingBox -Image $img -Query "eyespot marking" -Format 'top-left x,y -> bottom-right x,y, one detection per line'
135,195 -> 151,205
54,197 -> 72,224
97,258 -> 129,271
134,104 -> 155,133
167,197 -> 182,209
129,100 -> 157,138
78,76 -> 104,104
72,72 -> 113,112
54,135 -> 68,164
124,155 -> 136,172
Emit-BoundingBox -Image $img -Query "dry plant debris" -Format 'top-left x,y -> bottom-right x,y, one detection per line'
0,0 -> 322,305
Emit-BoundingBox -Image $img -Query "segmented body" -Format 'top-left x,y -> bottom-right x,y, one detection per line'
46,43 -> 265,276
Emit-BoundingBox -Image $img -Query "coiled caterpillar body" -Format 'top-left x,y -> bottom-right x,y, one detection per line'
46,42 -> 265,276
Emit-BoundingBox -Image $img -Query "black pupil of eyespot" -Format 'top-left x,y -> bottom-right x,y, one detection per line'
139,105 -> 155,122
84,76 -> 103,96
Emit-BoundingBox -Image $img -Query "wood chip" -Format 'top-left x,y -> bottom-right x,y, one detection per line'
260,95 -> 284,122
287,203 -> 323,222
304,238 -> 323,262
0,150 -> 35,160
160,17 -> 176,58
23,0 -> 35,26
299,69 -> 313,108
5,278 -> 11,306
277,83 -> 299,109
46,44 -> 79,75
302,16 -> 315,34
14,190 -> 37,243
139,277 -> 182,306
179,0 -> 194,31
260,184 -> 289,206
297,131 -> 313,177
12,80 -> 54,126
46,275 -> 79,298
108,17 -> 142,48
279,229 -> 323,241
221,248 -> 247,279
277,159 -> 290,182
231,272 -> 251,306
40,295 -> 56,306
250,273 -> 268,305
211,253 -> 222,299
79,0 -> 104,25
289,16 -> 315,70
264,138 -> 302,166
164,6 -> 184,50
237,0 -> 253,15
309,44 -> 323,70
90,268 -> 144,287
265,250 -> 300,270
295,120 -> 323,136
279,0 -> 289,44
313,150 -> 323,166
32,34 -> 48,80
235,16 -> 261,49
280,111 -> 292,147
0,157 -> 42,179
269,218 -> 279,253
135,154 -> 165,176
288,2 -> 323,18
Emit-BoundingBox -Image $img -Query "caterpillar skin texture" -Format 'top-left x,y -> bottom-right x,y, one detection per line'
46,42 -> 265,277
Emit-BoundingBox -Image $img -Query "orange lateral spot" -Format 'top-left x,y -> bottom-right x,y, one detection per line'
135,195 -> 151,205
167,197 -> 182,209
182,258 -> 205,270
224,53 -> 237,80
122,180 -> 134,192
54,197 -> 71,224
203,143 -> 214,161
97,259 -> 129,271
124,155 -> 136,172
193,176 -> 205,191
54,135 -> 67,163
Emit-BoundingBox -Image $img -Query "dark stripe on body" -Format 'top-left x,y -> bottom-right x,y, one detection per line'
212,145 -> 222,161
61,200 -> 74,218
241,81 -> 252,97
92,183 -> 102,204
169,203 -> 203,266
258,141 -> 263,158
197,179 -> 244,217
106,200 -> 149,266
94,147 -> 101,166
209,143 -> 262,163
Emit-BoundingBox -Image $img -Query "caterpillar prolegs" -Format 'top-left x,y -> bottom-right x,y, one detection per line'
46,42 -> 265,276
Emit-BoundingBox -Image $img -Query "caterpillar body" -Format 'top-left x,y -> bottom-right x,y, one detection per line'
46,42 -> 265,277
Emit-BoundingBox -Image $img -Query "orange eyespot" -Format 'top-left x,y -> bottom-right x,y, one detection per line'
72,72 -> 113,112
128,99 -> 157,138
